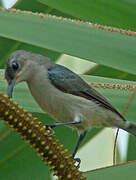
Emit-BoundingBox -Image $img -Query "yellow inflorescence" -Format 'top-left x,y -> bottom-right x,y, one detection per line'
0,92 -> 86,180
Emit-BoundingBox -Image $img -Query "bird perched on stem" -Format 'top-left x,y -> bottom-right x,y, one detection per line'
5,50 -> 136,165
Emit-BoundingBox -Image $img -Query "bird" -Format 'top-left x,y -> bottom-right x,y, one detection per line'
5,50 -> 136,165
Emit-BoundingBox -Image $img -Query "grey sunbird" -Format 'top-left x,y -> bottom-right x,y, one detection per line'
5,50 -> 136,165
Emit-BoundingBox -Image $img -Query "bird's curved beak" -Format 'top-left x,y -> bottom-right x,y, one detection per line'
8,78 -> 16,99
8,72 -> 18,99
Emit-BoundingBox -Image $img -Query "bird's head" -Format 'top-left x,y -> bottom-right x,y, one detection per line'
5,50 -> 35,98
5,50 -> 53,98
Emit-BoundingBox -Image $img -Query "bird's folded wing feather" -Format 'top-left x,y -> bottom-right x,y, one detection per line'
48,64 -> 125,121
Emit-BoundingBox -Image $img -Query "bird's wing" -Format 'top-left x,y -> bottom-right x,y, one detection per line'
48,64 -> 125,121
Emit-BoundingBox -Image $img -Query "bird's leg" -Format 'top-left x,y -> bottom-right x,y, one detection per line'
72,130 -> 87,166
46,119 -> 82,136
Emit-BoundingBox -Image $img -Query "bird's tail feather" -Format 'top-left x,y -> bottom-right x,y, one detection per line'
122,122 -> 136,136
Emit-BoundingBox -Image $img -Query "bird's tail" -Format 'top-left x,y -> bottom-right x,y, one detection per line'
121,121 -> 136,136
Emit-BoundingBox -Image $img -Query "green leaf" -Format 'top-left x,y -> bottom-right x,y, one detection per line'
0,0 -> 61,69
86,64 -> 136,81
0,37 -> 20,68
14,0 -> 51,13
0,0 -> 3,7
14,41 -> 61,62
0,127 -> 51,180
39,0 -> 136,31
0,37 -> 61,69
0,9 -> 136,74
84,161 -> 136,179
126,135 -> 136,161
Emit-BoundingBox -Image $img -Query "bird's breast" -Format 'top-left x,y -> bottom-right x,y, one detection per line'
27,74 -> 121,129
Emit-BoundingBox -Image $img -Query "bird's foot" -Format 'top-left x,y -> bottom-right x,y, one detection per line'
46,125 -> 55,136
73,157 -> 81,167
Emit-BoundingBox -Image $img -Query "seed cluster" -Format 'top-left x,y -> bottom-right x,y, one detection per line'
0,92 -> 86,180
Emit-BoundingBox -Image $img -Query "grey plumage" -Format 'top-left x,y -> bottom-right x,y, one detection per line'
5,50 -> 136,164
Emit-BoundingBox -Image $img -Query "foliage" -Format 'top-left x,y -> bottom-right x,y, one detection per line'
0,0 -> 136,179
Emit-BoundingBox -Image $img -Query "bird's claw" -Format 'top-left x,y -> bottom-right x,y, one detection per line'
73,157 -> 81,167
46,125 -> 55,136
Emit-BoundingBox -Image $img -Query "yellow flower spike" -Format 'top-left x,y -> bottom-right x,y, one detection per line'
63,149 -> 68,153
22,126 -> 27,130
16,110 -> 20,114
35,124 -> 40,128
56,145 -> 60,150
28,129 -> 32,133
31,133 -> 36,138
60,149 -> 68,155
24,110 -> 28,114
9,115 -> 13,120
32,117 -> 37,122
65,155 -> 72,159
71,167 -> 77,171
10,124 -> 14,128
52,140 -> 57,145
56,144 -> 63,150
28,113 -> 32,118
60,164 -> 64,169
67,174 -> 72,179
32,143 -> 36,148
45,146 -> 49,150
5,111 -> 9,116
75,172 -> 80,176
39,127 -> 45,132
25,117 -> 30,121
0,92 -> 86,180
52,155 -> 57,159
48,150 -> 53,155
44,131 -> 49,136
20,114 -> 25,118
46,129 -> 51,134
51,165 -> 56,170
47,161 -> 52,165
41,141 -> 46,145
30,121 -> 34,125
37,137 -> 41,141
68,161 -> 73,166
7,103 -> 11,108
35,147 -> 40,152
40,152 -> 44,156
19,107 -> 23,111
60,144 -> 63,148
12,101 -> 18,105
47,137 -> 52,141
13,118 -> 18,122
18,122 -> 23,127
58,175 -> 62,180
11,106 -> 16,110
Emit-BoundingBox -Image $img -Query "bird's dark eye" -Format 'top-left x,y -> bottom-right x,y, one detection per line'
12,62 -> 19,71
